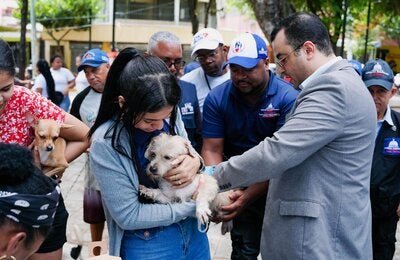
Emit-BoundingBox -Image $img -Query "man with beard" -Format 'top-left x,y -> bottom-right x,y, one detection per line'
180,28 -> 230,113
201,32 -> 299,259
210,13 -> 377,259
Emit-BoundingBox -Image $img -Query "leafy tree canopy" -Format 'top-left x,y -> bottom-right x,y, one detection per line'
227,0 -> 399,46
34,0 -> 102,32
14,0 -> 102,46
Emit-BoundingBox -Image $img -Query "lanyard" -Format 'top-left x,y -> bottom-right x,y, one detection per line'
204,72 -> 212,90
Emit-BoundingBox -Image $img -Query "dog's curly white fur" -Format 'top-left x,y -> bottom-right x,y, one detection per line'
140,133 -> 233,234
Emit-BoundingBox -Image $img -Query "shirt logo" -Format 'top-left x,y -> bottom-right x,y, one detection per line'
181,103 -> 194,115
259,103 -> 280,118
383,137 -> 400,155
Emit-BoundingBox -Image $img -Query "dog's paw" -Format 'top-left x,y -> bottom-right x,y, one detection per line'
196,206 -> 212,225
221,220 -> 233,235
139,185 -> 153,198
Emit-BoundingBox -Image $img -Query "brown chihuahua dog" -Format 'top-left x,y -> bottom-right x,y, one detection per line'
26,113 -> 72,180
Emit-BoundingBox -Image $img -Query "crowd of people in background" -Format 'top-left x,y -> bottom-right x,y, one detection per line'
1,10 -> 400,260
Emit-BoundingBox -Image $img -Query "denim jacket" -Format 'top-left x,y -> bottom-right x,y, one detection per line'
90,114 -> 196,256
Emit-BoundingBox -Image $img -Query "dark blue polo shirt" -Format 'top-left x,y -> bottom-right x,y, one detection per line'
202,71 -> 299,158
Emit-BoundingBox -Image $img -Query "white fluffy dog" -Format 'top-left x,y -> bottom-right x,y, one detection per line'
139,133 -> 233,234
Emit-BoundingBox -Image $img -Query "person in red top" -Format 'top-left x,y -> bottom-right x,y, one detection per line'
0,38 -> 90,260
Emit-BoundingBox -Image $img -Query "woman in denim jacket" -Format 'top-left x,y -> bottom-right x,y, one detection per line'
88,48 -> 209,259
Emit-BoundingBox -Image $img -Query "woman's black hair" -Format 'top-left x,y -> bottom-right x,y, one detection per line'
89,47 -> 181,175
0,143 -> 57,247
36,59 -> 57,104
0,38 -> 16,77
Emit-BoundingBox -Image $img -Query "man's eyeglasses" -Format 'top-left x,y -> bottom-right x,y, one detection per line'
195,49 -> 219,63
276,42 -> 304,68
162,59 -> 186,69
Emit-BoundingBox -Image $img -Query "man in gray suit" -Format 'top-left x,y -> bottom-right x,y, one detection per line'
209,12 -> 377,259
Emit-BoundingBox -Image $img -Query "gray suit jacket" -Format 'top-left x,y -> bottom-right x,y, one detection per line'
214,59 -> 376,259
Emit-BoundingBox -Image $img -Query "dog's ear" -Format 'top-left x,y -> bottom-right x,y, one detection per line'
25,112 -> 38,128
144,139 -> 155,160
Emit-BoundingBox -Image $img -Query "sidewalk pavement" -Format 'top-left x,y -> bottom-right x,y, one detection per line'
61,154 -> 233,259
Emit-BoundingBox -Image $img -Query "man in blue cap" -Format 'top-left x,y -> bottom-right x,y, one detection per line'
70,48 -> 110,255
202,32 -> 299,259
362,59 -> 400,260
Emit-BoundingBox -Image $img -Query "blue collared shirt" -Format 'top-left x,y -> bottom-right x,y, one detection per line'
376,105 -> 394,137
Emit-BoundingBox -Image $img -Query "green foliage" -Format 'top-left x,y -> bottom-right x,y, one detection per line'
226,0 -> 254,17
14,0 -> 102,31
226,0 -> 399,58
35,0 -> 102,31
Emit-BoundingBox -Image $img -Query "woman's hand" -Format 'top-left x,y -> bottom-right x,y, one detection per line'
163,155 -> 201,188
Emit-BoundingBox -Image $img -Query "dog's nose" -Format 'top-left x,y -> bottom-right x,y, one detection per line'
149,165 -> 157,174
46,145 -> 53,152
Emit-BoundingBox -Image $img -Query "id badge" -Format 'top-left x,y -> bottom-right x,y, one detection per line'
383,137 -> 400,155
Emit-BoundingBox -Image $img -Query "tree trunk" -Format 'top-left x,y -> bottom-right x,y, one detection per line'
250,0 -> 295,40
19,0 -> 28,79
188,0 -> 199,35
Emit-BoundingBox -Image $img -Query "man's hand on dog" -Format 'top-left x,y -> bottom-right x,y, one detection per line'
164,154 -> 201,188
212,189 -> 247,222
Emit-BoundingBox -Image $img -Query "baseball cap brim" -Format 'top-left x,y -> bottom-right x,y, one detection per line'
227,57 -> 262,69
191,41 -> 221,57
364,78 -> 393,91
78,60 -> 104,72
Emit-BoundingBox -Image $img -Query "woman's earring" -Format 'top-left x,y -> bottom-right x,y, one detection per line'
118,95 -> 125,108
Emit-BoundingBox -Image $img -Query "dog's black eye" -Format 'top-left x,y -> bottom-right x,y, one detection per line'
150,152 -> 156,158
164,155 -> 171,160
53,137 -> 57,141
40,135 -> 46,139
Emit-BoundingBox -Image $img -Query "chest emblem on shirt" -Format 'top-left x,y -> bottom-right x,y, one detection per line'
383,137 -> 400,155
181,103 -> 194,115
259,103 -> 280,118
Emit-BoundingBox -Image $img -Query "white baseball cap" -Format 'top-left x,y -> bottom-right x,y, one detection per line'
191,28 -> 224,57
227,33 -> 268,69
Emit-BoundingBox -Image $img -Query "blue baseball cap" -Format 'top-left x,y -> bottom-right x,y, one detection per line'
227,33 -> 268,69
362,59 -> 394,90
78,49 -> 109,71
348,59 -> 363,75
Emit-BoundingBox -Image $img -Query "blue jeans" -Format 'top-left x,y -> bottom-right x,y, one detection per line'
59,95 -> 70,112
120,217 -> 210,260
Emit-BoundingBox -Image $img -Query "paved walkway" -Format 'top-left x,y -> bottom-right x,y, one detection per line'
61,154 -> 233,259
